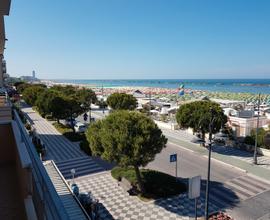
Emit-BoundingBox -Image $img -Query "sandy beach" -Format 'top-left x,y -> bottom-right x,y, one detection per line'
40,79 -> 270,104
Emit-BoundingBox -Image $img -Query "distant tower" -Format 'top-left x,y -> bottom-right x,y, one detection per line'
32,70 -> 36,79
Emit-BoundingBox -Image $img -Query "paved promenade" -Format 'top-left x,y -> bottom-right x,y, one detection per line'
76,172 -> 219,220
21,106 -> 105,177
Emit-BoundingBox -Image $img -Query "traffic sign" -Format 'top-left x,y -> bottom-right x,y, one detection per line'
188,175 -> 201,199
189,175 -> 201,220
83,113 -> 88,121
170,153 -> 177,162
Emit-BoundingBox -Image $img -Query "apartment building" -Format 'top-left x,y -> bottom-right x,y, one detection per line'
0,1 -> 89,219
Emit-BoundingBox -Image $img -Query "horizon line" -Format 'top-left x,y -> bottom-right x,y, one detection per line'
41,78 -> 270,81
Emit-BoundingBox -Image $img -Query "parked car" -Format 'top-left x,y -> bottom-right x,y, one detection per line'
74,122 -> 87,133
64,118 -> 77,127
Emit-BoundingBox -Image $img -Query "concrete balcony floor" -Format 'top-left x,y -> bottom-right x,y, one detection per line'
0,123 -> 27,219
0,163 -> 27,220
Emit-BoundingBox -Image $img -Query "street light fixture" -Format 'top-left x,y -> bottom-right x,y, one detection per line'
205,107 -> 214,220
70,168 -> 76,184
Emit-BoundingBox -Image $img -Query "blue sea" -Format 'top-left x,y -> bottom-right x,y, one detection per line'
52,79 -> 270,94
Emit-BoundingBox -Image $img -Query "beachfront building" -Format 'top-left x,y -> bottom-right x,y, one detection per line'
227,111 -> 268,137
20,71 -> 40,83
211,98 -> 246,109
265,109 -> 270,120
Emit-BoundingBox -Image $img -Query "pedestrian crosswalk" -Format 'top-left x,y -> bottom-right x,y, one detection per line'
55,156 -> 105,179
212,145 -> 270,170
202,174 -> 270,209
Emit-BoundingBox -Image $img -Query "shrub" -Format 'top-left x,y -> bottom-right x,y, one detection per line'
53,122 -> 86,142
25,123 -> 31,131
32,136 -> 42,154
244,135 -> 255,145
63,132 -> 85,142
79,139 -> 92,156
45,114 -> 54,121
111,167 -> 186,199
53,122 -> 72,133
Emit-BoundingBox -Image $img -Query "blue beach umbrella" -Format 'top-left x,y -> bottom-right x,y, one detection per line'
178,89 -> 185,96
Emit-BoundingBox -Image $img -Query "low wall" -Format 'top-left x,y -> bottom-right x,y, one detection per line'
154,120 -> 179,130
257,147 -> 270,157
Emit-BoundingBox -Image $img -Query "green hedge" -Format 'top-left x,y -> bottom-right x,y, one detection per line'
111,167 -> 186,199
53,122 -> 85,142
79,139 -> 92,156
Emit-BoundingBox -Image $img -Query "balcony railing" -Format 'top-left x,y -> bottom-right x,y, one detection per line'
0,91 -> 12,121
13,110 -> 70,220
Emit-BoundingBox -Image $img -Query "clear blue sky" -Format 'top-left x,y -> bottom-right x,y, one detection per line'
5,0 -> 270,79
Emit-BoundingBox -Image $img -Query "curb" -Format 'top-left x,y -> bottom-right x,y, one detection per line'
169,138 -> 270,182
207,155 -> 247,173
168,141 -> 250,174
168,141 -> 196,154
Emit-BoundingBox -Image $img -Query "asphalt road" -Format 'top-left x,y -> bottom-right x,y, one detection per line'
147,139 -> 270,220
147,142 -> 243,182
78,109 -> 270,219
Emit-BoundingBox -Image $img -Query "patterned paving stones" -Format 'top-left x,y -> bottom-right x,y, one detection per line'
76,172 -> 219,220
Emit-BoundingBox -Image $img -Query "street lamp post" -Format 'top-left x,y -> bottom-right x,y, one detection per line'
254,93 -> 261,164
101,84 -> 105,114
205,108 -> 214,220
89,98 -> 92,125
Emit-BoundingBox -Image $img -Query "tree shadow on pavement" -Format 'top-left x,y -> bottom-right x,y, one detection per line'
35,133 -> 115,179
59,194 -> 115,220
154,178 -> 239,218
211,145 -> 257,158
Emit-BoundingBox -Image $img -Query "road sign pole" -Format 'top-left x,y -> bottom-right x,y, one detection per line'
175,159 -> 177,180
189,176 -> 201,220
195,198 -> 197,220
170,153 -> 178,181
205,108 -> 214,220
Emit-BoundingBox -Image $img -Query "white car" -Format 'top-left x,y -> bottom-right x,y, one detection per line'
74,122 -> 87,133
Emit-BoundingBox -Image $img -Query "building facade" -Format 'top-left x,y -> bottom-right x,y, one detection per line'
0,0 -> 10,87
228,115 -> 268,137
